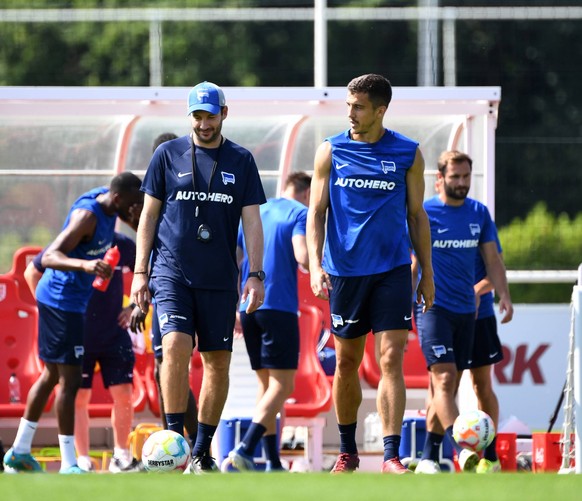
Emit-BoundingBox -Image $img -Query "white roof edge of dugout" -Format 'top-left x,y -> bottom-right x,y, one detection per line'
0,86 -> 501,103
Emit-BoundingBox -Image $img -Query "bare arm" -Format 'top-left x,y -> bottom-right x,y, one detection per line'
406,148 -> 435,311
292,234 -> 309,270
480,242 -> 513,323
131,194 -> 161,312
41,208 -> 111,278
23,261 -> 43,299
307,141 -> 332,300
240,203 -> 264,313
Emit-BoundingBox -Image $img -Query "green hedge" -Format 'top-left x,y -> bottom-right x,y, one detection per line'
498,202 -> 582,303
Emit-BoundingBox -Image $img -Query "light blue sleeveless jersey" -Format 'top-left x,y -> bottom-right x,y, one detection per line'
323,129 -> 417,276
36,187 -> 116,313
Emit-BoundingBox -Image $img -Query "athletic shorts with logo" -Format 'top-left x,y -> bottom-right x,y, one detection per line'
328,264 -> 413,339
150,275 -> 237,352
240,310 -> 299,370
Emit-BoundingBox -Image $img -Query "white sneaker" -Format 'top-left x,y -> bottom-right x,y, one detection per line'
415,459 -> 441,474
109,456 -> 129,473
77,455 -> 95,472
458,449 -> 479,472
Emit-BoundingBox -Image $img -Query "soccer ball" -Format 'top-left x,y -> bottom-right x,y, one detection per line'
141,429 -> 190,472
452,410 -> 495,452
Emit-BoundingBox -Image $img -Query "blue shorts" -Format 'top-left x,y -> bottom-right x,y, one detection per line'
150,276 -> 238,352
240,310 -> 299,370
150,302 -> 163,360
415,304 -> 475,370
471,314 -> 503,368
81,345 -> 135,389
38,301 -> 85,365
328,264 -> 412,339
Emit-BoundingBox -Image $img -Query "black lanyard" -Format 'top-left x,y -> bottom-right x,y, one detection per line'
190,134 -> 223,218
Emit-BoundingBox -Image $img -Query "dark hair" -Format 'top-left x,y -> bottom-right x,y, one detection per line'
152,132 -> 178,153
347,74 -> 392,108
284,171 -> 311,193
437,150 -> 473,175
109,171 -> 142,194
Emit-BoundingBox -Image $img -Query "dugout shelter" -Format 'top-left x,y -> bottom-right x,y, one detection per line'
0,85 -> 500,267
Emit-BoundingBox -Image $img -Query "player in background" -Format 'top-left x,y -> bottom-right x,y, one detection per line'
3,173 -> 143,474
227,172 -> 311,472
25,233 -> 144,473
471,233 -> 508,473
307,74 -> 434,474
414,150 -> 513,474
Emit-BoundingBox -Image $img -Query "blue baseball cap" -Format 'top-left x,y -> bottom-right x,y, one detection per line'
187,81 -> 226,115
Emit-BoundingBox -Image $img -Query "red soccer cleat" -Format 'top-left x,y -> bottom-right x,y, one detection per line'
330,453 -> 360,474
381,458 -> 411,474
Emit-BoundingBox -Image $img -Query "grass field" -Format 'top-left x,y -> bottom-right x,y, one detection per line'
3,472 -> 582,501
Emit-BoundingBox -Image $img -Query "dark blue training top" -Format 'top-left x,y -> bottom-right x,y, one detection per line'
141,135 -> 266,291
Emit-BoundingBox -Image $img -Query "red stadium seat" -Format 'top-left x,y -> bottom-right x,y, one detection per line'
86,367 -> 147,418
360,316 -> 429,390
5,245 -> 43,306
143,349 -> 203,417
297,268 -> 331,331
189,348 -> 203,402
284,304 -> 332,418
0,276 -> 53,417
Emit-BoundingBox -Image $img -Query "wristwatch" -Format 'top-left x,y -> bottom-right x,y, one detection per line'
248,270 -> 266,281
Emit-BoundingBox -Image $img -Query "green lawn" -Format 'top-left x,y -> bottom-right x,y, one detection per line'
2,472 -> 582,501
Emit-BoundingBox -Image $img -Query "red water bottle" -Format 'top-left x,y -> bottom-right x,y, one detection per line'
92,245 -> 120,292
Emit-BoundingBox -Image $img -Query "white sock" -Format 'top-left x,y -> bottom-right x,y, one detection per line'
13,418 -> 38,454
58,434 -> 77,471
114,447 -> 131,465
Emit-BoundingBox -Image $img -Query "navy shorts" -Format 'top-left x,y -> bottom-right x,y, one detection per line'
240,310 -> 299,370
415,304 -> 475,370
471,314 -> 503,368
328,264 -> 412,339
38,301 -> 85,365
81,345 -> 135,389
150,276 -> 238,352
150,302 -> 163,360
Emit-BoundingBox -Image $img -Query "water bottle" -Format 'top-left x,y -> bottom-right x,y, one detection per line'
8,373 -> 21,404
363,412 -> 383,452
92,245 -> 120,292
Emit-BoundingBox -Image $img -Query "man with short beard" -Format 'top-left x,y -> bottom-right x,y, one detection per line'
414,150 -> 513,474
131,81 -> 266,474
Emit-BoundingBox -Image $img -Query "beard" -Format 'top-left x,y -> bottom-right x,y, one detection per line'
193,124 -> 222,145
443,182 -> 469,201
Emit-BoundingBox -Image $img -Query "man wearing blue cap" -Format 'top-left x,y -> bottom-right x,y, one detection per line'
131,81 -> 267,474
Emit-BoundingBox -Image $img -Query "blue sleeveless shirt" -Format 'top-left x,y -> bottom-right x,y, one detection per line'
323,129 -> 417,276
36,186 -> 116,313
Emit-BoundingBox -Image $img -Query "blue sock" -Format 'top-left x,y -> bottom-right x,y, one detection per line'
262,434 -> 282,468
188,432 -> 197,450
484,436 -> 498,461
165,413 -> 185,436
382,434 -> 401,461
421,432 -> 444,462
338,422 -> 358,454
238,422 -> 266,456
446,425 -> 463,454
192,422 -> 217,457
